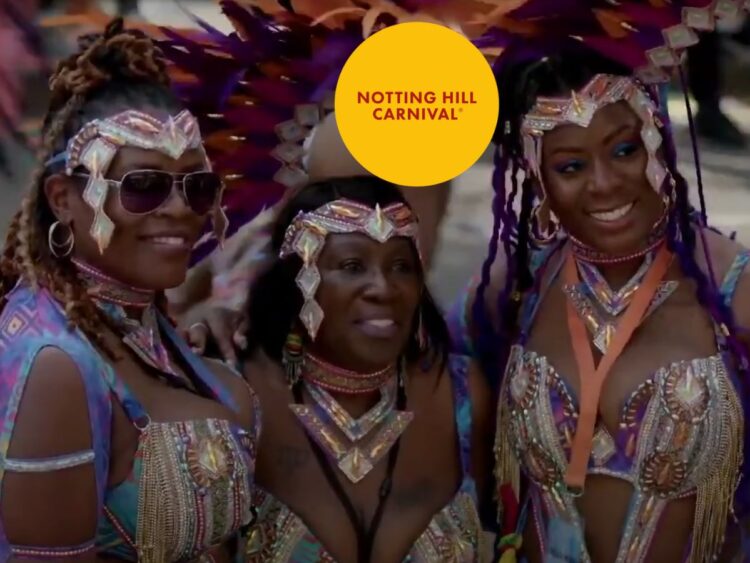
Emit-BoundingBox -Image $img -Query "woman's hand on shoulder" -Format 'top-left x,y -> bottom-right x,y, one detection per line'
180,300 -> 248,366
2,347 -> 99,560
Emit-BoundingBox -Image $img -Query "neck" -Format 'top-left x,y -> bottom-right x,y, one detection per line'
71,257 -> 155,313
302,352 -> 397,395
329,388 -> 384,419
594,259 -> 645,290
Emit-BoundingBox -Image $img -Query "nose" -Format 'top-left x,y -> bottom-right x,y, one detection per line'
589,157 -> 622,196
157,182 -> 193,217
362,267 -> 393,301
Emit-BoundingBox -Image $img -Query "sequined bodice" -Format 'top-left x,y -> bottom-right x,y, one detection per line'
246,486 -> 482,562
99,418 -> 256,562
491,248 -> 750,563
502,346 -> 742,562
0,284 -> 258,563
243,355 -> 485,563
504,346 -> 737,484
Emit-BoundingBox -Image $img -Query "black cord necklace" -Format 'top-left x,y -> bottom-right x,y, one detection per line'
292,372 -> 407,563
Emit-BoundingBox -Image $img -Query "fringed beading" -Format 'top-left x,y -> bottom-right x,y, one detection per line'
494,346 -> 521,527
136,426 -> 167,563
690,372 -> 744,562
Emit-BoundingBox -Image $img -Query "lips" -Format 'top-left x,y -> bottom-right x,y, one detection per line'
588,201 -> 634,223
356,318 -> 399,339
140,232 -> 193,252
152,235 -> 187,245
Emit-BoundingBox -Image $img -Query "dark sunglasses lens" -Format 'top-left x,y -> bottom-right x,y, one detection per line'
120,171 -> 173,214
184,172 -> 221,215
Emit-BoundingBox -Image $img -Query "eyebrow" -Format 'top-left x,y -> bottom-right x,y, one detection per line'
602,123 -> 636,145
549,122 -> 637,156
123,162 -> 165,171
119,162 -> 206,173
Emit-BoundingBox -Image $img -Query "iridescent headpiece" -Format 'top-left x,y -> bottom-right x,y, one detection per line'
521,74 -> 665,235
279,198 -> 420,339
46,109 -> 224,253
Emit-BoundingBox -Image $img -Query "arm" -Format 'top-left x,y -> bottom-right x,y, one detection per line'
0,347 -> 101,562
174,210 -> 276,363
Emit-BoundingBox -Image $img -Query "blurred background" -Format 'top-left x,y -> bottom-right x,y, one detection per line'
3,0 -> 750,306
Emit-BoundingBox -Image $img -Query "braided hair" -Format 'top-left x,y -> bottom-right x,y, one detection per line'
472,45 -> 750,396
0,18 -> 180,352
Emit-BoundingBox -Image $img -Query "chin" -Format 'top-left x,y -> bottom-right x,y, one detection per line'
350,342 -> 404,371
137,270 -> 188,291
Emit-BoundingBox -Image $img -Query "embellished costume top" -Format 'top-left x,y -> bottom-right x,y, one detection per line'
448,246 -> 750,563
0,283 -> 258,562
243,355 -> 485,562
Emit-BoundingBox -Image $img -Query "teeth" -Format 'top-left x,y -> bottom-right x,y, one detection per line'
590,202 -> 634,222
365,319 -> 395,327
152,236 -> 186,246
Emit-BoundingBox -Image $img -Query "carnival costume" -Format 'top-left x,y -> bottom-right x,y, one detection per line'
235,198 -> 483,562
0,108 -> 256,562
138,2 -> 497,559
441,1 -> 750,561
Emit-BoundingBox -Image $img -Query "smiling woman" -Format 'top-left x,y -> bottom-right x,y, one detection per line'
540,101 -> 665,259
0,18 -> 256,562
449,43 -> 750,563
236,176 -> 494,562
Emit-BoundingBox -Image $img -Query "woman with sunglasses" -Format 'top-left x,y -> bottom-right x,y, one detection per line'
0,19 -> 257,562
237,174 -> 493,562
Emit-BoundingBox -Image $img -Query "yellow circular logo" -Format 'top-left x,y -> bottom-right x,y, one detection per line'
334,22 -> 499,187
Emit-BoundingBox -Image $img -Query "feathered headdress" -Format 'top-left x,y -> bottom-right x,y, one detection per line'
474,0 -> 749,83
154,0 -> 519,264
42,0 -> 749,265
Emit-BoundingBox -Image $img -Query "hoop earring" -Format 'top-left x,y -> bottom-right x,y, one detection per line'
530,200 -> 560,246
48,221 -> 75,258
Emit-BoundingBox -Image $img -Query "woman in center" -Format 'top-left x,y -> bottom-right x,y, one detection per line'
239,175 -> 492,562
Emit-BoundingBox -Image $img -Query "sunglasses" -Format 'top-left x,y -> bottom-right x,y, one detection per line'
74,169 -> 223,216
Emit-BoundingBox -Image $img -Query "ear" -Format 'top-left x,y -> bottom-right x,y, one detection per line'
43,174 -> 77,224
529,174 -> 545,201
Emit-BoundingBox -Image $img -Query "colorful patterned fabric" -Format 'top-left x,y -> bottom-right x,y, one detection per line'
243,354 -> 484,562
492,248 -> 750,562
0,282 -> 258,562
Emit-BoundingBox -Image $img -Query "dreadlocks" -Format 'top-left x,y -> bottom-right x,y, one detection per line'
0,18 -> 178,353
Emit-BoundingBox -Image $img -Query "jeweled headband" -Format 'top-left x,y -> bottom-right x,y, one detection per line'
46,109 -> 222,253
279,198 -> 421,340
520,74 -> 665,235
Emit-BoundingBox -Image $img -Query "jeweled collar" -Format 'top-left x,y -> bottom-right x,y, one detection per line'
72,257 -> 155,308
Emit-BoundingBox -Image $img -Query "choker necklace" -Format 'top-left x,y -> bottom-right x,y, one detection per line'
570,208 -> 669,265
72,258 -> 154,308
302,353 -> 397,395
72,259 -> 186,388
291,377 -> 412,483
563,252 -> 678,354
291,378 -> 408,562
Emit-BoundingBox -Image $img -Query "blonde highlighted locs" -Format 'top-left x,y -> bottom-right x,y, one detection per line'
0,18 -> 177,351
